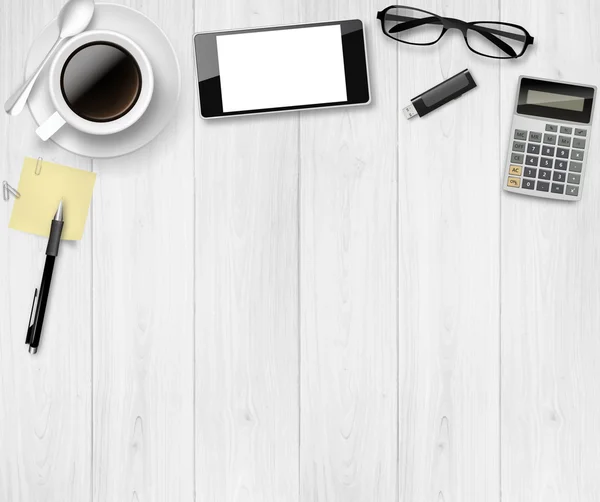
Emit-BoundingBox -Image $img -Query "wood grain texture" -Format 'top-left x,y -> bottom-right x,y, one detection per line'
0,3 -> 92,502
396,1 -> 501,501
500,1 -> 600,500
91,1 -> 195,500
194,1 -> 300,501
299,1 -> 398,501
4,0 -> 600,500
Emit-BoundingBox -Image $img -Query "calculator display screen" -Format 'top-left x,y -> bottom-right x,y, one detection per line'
526,90 -> 585,112
517,78 -> 595,124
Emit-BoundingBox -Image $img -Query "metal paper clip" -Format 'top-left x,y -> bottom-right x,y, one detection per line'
2,181 -> 20,201
35,156 -> 43,175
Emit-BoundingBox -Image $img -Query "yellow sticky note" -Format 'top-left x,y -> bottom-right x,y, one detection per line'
9,157 -> 96,241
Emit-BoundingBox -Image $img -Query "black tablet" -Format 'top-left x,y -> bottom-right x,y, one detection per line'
194,20 -> 370,119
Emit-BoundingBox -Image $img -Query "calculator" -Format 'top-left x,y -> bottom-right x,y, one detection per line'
504,76 -> 597,201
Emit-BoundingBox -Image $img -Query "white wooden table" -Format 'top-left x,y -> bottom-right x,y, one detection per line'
1,0 -> 600,500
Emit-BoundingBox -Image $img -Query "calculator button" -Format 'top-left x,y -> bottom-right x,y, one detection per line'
560,126 -> 573,134
569,161 -> 583,173
553,171 -> 566,182
526,155 -> 539,166
542,146 -> 555,157
509,165 -> 522,176
571,150 -> 584,161
566,185 -> 579,196
568,173 -> 581,184
536,181 -> 550,192
511,153 -> 524,164
507,177 -> 521,188
557,148 -> 570,159
552,183 -> 565,194
538,169 -> 551,180
522,178 -> 535,190
529,131 -> 542,143
558,136 -> 571,147
540,157 -> 553,169
512,141 -> 526,153
543,133 -> 557,144
524,167 -> 537,178
514,129 -> 528,140
555,159 -> 568,170
574,128 -> 587,137
573,138 -> 586,149
545,124 -> 558,133
527,144 -> 540,154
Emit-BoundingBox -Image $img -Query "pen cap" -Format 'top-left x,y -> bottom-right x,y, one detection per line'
46,220 -> 64,256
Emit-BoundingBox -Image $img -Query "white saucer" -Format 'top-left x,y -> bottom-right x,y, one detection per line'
25,3 -> 181,158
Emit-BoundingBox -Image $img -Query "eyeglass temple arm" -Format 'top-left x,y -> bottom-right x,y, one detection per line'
383,13 -> 529,44
470,26 -> 517,57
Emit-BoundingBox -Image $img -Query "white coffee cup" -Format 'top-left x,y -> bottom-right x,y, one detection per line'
36,30 -> 154,141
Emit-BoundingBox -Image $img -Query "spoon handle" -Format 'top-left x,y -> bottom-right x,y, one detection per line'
4,37 -> 63,116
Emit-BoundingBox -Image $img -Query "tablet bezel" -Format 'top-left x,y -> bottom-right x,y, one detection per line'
194,20 -> 370,119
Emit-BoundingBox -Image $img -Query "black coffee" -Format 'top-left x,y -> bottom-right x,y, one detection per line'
60,42 -> 142,122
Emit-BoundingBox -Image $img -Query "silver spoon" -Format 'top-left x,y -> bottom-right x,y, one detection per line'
4,0 -> 95,116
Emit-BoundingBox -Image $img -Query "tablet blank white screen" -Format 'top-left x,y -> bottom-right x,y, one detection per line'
216,25 -> 348,113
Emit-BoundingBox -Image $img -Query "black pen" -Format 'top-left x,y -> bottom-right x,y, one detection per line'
26,199 -> 64,354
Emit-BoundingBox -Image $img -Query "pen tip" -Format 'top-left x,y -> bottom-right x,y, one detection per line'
55,199 -> 64,221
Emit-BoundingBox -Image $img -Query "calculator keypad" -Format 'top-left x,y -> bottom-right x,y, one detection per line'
569,161 -> 582,172
511,153 -> 524,164
506,121 -> 589,199
537,181 -> 550,192
513,141 -> 526,152
514,129 -> 527,140
523,179 -> 535,189
558,136 -> 571,147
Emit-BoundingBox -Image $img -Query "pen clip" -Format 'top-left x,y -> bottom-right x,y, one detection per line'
25,288 -> 38,345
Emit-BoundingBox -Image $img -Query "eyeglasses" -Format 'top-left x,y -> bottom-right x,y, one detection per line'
376,6 -> 534,59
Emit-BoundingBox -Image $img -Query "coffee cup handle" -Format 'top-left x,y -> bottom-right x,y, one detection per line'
36,111 -> 66,141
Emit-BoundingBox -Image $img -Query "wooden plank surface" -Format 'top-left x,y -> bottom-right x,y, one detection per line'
91,1 -> 195,500
194,1 -> 300,501
299,1 -> 398,501
396,1 -> 501,501
500,1 -> 600,500
0,1 -> 92,501
2,0 -> 600,500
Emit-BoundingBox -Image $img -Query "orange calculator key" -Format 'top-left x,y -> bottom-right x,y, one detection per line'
509,165 -> 522,176
507,177 -> 521,188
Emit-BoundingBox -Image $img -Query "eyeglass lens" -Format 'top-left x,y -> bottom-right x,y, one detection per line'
383,7 -> 444,45
466,23 -> 527,58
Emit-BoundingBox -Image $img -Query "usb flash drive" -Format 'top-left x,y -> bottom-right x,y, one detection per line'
403,69 -> 477,119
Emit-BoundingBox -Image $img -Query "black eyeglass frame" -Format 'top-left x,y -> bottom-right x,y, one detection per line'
376,5 -> 535,59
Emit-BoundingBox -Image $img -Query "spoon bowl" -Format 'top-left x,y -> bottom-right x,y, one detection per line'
58,0 -> 95,37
